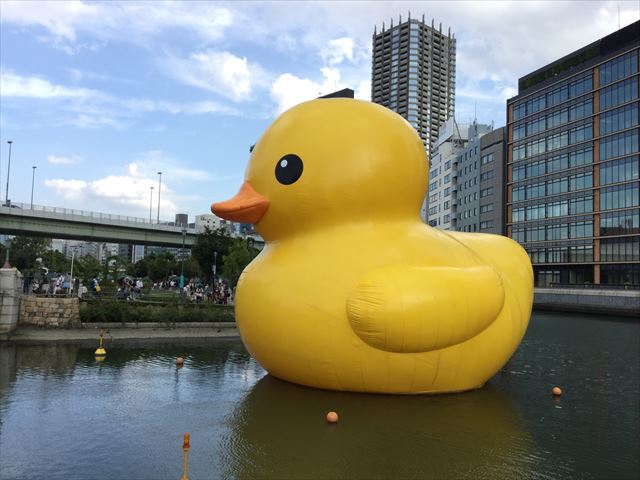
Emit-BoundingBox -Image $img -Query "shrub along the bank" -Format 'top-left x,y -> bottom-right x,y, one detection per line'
79,300 -> 235,323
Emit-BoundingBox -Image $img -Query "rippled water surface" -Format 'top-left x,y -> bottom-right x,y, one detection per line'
1,312 -> 638,480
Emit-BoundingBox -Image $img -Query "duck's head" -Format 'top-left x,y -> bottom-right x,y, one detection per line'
212,99 -> 427,241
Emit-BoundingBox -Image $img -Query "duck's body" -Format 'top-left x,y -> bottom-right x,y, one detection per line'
214,98 -> 533,394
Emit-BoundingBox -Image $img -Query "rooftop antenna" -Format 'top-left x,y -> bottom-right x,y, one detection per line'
618,5 -> 620,29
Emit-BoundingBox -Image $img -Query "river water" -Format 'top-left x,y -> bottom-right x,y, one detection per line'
0,311 -> 638,480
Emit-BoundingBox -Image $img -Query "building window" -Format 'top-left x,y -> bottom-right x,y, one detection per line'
570,147 -> 593,167
600,237 -> 640,262
600,129 -> 639,160
599,51 -> 638,87
480,203 -> 494,213
569,221 -> 593,238
513,186 -> 526,201
526,204 -> 546,220
601,264 -> 640,285
547,154 -> 569,173
512,207 -> 525,222
600,155 -> 639,185
569,172 -> 593,191
547,200 -> 569,217
526,182 -> 546,199
599,183 -> 639,210
600,102 -> 639,135
480,170 -> 494,181
600,76 -> 639,110
569,74 -> 593,97
569,98 -> 593,121
481,153 -> 494,165
600,209 -> 640,236
569,123 -> 593,144
480,220 -> 494,230
569,195 -> 593,214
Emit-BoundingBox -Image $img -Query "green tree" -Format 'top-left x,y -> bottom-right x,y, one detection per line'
221,239 -> 260,288
148,255 -> 174,282
40,249 -> 71,274
191,227 -> 234,283
76,255 -> 103,282
4,236 -> 52,271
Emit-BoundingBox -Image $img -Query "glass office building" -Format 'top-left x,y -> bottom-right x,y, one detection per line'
506,21 -> 639,286
372,15 -> 456,156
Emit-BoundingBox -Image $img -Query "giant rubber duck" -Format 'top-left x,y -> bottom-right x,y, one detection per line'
212,99 -> 533,394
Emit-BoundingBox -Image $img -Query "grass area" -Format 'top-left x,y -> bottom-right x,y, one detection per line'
79,299 -> 235,323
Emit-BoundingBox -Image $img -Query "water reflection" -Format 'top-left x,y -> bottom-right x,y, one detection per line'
221,375 -> 539,480
0,312 -> 638,480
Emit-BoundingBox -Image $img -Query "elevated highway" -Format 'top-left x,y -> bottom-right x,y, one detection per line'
0,202 -> 197,247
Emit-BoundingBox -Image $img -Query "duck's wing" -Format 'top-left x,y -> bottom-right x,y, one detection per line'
346,265 -> 505,353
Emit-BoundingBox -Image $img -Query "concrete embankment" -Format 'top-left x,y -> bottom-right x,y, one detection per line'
534,287 -> 639,317
6,322 -> 239,343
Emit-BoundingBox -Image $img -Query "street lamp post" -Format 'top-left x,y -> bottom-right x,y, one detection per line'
69,249 -> 77,296
149,186 -> 154,223
30,166 -> 37,209
157,171 -> 162,223
180,228 -> 186,303
5,140 -> 13,206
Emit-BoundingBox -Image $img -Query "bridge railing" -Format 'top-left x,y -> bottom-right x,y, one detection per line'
1,201 -> 198,233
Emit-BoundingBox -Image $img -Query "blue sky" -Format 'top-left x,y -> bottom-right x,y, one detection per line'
1,1 -> 638,221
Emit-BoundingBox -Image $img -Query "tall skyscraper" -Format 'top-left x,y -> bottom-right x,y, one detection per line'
506,21 -> 639,286
372,15 -> 456,155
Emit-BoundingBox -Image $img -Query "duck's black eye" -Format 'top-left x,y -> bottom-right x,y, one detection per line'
275,154 -> 303,185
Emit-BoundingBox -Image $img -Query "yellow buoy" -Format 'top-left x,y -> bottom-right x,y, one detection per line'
95,329 -> 107,357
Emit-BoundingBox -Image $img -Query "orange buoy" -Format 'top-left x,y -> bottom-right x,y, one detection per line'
326,411 -> 339,424
176,357 -> 185,366
552,386 -> 562,396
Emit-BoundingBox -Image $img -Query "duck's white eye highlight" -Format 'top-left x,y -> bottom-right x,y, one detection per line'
280,159 -> 288,168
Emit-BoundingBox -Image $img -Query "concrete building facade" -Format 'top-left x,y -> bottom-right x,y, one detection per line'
506,21 -> 639,286
478,127 -> 507,235
372,15 -> 456,155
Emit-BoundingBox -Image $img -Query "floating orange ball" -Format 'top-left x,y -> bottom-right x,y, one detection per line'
176,357 -> 185,366
326,411 -> 339,423
552,386 -> 562,396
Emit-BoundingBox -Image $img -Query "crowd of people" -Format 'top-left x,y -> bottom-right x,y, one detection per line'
21,271 -> 233,304
178,280 -> 232,304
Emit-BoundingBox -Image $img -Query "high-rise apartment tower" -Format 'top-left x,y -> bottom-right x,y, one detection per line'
372,15 -> 456,155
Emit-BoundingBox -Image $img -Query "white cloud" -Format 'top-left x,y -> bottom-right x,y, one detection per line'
1,70 -> 238,128
354,80 -> 371,102
320,37 -> 355,65
132,150 -> 213,182
44,179 -> 88,200
45,165 -> 178,219
163,50 -> 260,102
47,154 -> 82,165
0,70 -> 100,98
1,1 -> 233,48
270,67 -> 351,114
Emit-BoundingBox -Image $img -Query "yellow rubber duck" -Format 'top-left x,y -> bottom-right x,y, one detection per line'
213,99 -> 533,394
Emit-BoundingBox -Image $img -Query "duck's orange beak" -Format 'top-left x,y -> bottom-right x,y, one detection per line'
211,181 -> 269,224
